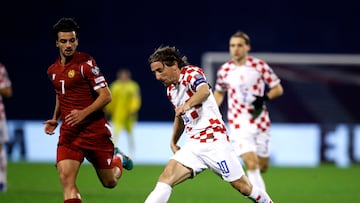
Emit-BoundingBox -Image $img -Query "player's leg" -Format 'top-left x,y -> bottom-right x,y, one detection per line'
258,156 -> 270,173
0,121 -> 8,192
115,147 -> 133,170
234,131 -> 265,190
57,159 -> 82,202
92,146 -> 134,189
57,146 -> 83,203
231,127 -> 266,189
109,120 -> 133,171
89,149 -> 122,188
241,152 -> 266,190
230,176 -> 273,203
124,118 -> 135,155
111,120 -> 122,147
0,144 -> 7,192
256,132 -> 271,173
144,159 -> 193,203
212,140 -> 273,203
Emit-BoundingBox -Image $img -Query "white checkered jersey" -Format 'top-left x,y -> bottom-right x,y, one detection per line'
215,56 -> 280,132
167,65 -> 228,143
0,63 -> 11,121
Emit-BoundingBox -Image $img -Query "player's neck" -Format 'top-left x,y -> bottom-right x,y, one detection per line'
60,55 -> 74,65
233,57 -> 246,66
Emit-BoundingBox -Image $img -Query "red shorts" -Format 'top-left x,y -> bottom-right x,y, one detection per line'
57,145 -> 114,169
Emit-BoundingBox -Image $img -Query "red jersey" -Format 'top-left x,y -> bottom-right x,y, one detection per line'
47,52 -> 112,150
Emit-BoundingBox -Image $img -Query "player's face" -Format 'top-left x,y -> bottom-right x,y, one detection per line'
229,37 -> 250,62
150,61 -> 179,87
56,31 -> 78,58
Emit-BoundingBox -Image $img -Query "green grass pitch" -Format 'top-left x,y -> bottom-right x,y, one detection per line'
1,162 -> 359,202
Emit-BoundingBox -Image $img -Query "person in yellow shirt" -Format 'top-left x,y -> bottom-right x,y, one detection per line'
106,69 -> 141,155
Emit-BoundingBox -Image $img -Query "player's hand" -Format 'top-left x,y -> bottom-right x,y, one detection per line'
175,104 -> 190,117
43,119 -> 58,135
65,109 -> 86,127
251,95 -> 269,118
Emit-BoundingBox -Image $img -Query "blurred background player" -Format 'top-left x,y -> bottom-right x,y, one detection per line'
6,121 -> 27,161
0,62 -> 12,192
106,68 -> 141,156
214,31 -> 284,190
43,17 -> 133,203
144,46 -> 274,203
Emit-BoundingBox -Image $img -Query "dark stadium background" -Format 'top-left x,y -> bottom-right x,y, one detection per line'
1,0 -> 359,123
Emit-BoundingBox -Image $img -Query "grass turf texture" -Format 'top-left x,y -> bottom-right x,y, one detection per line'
1,162 -> 359,203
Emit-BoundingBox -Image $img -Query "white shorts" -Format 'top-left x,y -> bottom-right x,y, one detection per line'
0,119 -> 9,144
230,127 -> 271,158
171,139 -> 245,182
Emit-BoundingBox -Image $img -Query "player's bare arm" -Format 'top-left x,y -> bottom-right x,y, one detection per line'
213,90 -> 225,106
65,86 -> 111,127
44,95 -> 61,135
170,116 -> 185,153
0,86 -> 12,98
267,83 -> 284,100
175,84 -> 210,116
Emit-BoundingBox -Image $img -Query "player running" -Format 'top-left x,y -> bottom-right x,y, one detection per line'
43,17 -> 133,203
144,46 -> 274,203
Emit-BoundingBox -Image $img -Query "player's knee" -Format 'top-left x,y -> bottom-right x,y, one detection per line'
244,160 -> 258,170
102,179 -> 117,189
58,172 -> 74,187
259,162 -> 269,173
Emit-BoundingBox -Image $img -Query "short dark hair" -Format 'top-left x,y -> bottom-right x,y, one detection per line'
148,46 -> 189,69
52,17 -> 80,40
231,31 -> 250,45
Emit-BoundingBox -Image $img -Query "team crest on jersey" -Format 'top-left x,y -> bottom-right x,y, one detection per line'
91,66 -> 100,75
68,70 -> 75,78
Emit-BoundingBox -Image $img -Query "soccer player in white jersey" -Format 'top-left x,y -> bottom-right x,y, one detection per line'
0,62 -> 12,192
144,46 -> 274,203
214,31 -> 284,190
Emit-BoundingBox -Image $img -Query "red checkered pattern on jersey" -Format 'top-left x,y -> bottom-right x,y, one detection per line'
189,119 -> 228,143
215,57 -> 279,133
229,109 -> 270,132
248,57 -> 277,88
250,109 -> 271,132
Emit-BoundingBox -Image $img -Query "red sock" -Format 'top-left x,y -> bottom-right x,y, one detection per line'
112,155 -> 123,169
64,198 -> 82,203
112,155 -> 123,179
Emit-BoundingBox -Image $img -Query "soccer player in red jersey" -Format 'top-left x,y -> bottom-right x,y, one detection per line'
43,17 -> 133,203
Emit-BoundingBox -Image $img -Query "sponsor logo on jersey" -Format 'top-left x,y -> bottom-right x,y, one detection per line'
68,70 -> 75,78
91,66 -> 100,75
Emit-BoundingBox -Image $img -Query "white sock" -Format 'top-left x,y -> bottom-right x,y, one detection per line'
0,148 -> 7,184
248,185 -> 273,203
247,169 -> 266,190
144,182 -> 172,203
